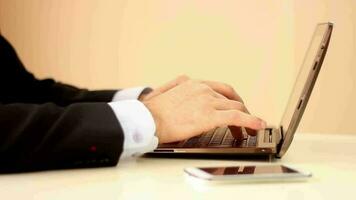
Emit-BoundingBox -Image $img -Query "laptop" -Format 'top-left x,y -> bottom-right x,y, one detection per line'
150,22 -> 333,158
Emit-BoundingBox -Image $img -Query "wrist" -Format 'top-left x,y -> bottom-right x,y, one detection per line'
143,100 -> 163,143
138,88 -> 153,101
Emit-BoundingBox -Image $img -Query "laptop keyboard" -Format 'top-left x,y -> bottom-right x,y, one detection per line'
180,127 -> 258,148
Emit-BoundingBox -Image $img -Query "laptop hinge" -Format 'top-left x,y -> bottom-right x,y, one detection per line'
276,126 -> 284,153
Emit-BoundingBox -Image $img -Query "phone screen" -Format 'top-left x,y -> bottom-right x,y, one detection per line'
199,165 -> 298,176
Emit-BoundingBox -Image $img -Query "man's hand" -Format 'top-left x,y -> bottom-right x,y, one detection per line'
139,75 -> 191,101
141,75 -> 244,102
142,77 -> 266,144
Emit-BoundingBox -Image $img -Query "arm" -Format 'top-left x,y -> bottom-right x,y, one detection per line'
0,34 -> 266,173
0,102 -> 123,173
0,34 -> 116,106
0,34 -> 157,172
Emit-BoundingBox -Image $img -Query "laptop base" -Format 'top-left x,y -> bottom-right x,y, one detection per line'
144,152 -> 276,162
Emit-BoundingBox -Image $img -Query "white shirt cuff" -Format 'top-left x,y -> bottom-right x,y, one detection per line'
112,87 -> 148,101
108,100 -> 158,160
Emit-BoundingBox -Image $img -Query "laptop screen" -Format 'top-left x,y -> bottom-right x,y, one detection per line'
277,23 -> 333,157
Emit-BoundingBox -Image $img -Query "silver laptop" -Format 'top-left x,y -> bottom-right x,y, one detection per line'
150,22 -> 333,158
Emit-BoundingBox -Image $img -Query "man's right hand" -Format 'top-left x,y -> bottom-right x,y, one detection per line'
142,77 -> 266,144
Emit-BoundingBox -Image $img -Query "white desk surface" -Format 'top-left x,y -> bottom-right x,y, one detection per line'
1,133 -> 356,200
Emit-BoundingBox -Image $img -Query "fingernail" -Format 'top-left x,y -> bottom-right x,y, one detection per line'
260,120 -> 267,129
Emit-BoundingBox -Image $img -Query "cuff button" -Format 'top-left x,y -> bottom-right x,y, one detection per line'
133,132 -> 143,143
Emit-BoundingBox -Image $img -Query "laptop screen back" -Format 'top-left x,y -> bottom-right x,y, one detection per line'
277,23 -> 333,157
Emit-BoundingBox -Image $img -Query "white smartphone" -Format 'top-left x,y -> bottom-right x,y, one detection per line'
184,165 -> 312,182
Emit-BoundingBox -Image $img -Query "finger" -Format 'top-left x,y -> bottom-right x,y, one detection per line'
245,127 -> 258,136
215,110 -> 266,130
146,75 -> 190,99
157,75 -> 190,93
211,91 -> 257,136
201,80 -> 244,103
228,126 -> 244,141
211,90 -> 228,99
213,98 -> 248,112
213,98 -> 257,136
211,90 -> 253,115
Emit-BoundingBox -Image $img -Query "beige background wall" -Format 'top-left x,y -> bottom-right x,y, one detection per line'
0,0 -> 355,134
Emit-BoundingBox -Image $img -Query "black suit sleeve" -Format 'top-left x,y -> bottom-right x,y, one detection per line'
0,102 -> 124,172
0,34 -> 117,106
0,35 -> 125,172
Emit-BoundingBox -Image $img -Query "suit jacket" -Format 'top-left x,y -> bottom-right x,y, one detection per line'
0,34 -> 124,172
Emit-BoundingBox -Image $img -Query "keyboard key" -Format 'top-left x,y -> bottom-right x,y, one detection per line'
182,136 -> 200,148
247,136 -> 257,147
234,139 -> 247,147
198,129 -> 216,147
241,127 -> 248,139
208,127 -> 227,146
221,131 -> 235,146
